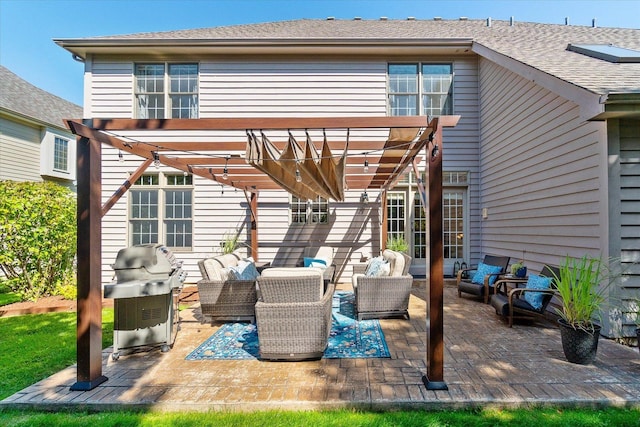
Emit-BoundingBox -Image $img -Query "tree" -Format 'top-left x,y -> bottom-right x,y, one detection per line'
0,181 -> 77,300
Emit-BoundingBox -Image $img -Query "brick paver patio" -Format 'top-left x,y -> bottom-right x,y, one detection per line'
2,280 -> 639,411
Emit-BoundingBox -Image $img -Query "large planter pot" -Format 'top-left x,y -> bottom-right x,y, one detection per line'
558,318 -> 601,364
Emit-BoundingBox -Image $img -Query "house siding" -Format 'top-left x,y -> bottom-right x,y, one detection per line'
0,115 -> 43,182
477,57 -> 607,271
91,56 -> 479,284
606,118 -> 640,339
88,60 -> 134,118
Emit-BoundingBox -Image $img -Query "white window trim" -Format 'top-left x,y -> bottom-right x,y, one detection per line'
129,173 -> 194,251
387,62 -> 454,116
40,129 -> 76,181
290,195 -> 329,225
134,62 -> 199,119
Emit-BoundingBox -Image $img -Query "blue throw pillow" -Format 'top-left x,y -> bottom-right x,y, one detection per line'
523,274 -> 552,310
304,257 -> 327,268
229,260 -> 259,281
365,256 -> 387,277
471,262 -> 503,286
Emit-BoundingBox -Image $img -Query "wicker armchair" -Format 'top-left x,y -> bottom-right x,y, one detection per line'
352,249 -> 413,320
196,256 -> 258,323
255,268 -> 333,360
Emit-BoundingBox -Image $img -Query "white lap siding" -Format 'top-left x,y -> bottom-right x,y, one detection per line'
90,56 -> 480,283
478,57 -> 607,271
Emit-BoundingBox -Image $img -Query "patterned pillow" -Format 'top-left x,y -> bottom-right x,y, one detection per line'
229,260 -> 259,281
523,274 -> 552,310
376,262 -> 391,277
471,262 -> 503,286
365,256 -> 387,277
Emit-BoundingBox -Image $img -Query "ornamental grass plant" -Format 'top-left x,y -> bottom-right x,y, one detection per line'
553,255 -> 607,333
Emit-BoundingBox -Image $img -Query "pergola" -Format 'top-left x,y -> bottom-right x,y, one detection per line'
67,115 -> 459,392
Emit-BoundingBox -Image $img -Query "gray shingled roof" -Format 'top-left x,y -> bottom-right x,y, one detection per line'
0,65 -> 82,129
59,18 -> 640,96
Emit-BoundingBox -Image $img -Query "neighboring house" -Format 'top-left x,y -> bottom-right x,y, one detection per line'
0,65 -> 82,187
55,18 -> 640,339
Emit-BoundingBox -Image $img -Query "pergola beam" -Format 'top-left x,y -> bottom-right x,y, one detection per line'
91,116 -> 430,131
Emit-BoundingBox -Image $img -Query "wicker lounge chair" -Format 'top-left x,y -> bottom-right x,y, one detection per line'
196,253 -> 258,323
352,249 -> 413,320
297,245 -> 337,284
255,268 -> 334,360
457,254 -> 510,303
490,265 -> 560,327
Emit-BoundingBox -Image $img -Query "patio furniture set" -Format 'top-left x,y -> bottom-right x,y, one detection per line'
456,254 -> 561,327
196,246 -> 413,360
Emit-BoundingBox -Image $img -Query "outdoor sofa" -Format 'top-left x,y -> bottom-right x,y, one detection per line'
197,251 -> 259,323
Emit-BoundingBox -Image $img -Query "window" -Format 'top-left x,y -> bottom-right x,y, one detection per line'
53,137 -> 69,172
388,63 -> 453,116
386,192 -> 406,242
130,174 -> 193,249
135,63 -> 199,119
290,196 -> 329,224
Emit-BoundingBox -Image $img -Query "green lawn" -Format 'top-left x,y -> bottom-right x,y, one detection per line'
0,283 -> 21,306
0,308 -> 113,400
0,407 -> 638,426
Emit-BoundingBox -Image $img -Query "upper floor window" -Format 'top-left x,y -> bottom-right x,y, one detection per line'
290,195 -> 329,224
388,63 -> 453,116
53,136 -> 69,172
130,173 -> 193,249
135,63 -> 199,119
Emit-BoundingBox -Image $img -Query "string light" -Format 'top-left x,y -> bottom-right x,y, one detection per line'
363,153 -> 369,173
223,157 -> 229,180
295,166 -> 302,183
118,150 -> 124,162
153,151 -> 160,169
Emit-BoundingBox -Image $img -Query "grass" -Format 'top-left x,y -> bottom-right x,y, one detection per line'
0,283 -> 21,306
0,308 -> 113,400
0,407 -> 638,426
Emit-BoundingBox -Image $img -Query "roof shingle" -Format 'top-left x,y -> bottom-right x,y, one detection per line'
57,18 -> 640,95
0,66 -> 83,129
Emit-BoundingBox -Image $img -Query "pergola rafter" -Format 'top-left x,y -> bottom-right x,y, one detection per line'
67,115 -> 459,392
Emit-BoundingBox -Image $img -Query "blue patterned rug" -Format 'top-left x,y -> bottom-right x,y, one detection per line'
186,291 -> 390,360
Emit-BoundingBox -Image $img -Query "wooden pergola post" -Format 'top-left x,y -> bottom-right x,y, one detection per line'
250,191 -> 259,261
422,121 -> 448,390
70,120 -> 107,391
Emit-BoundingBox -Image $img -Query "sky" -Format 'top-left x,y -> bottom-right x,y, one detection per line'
1,0 -> 639,106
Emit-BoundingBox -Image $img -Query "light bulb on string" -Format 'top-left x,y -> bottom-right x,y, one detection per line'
363,153 -> 369,173
223,157 -> 229,180
153,151 -> 160,169
118,150 -> 124,162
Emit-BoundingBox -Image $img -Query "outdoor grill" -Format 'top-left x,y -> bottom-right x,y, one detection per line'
104,243 -> 187,360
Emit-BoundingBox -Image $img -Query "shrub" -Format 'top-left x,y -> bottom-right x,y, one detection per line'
386,234 -> 409,253
0,180 -> 77,301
